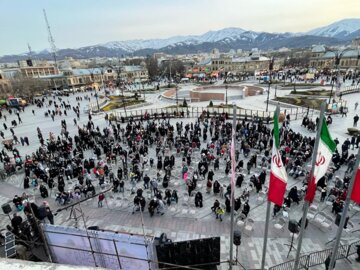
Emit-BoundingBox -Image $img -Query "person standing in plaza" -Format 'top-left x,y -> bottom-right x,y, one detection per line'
355,102 -> 358,110
354,114 -> 359,127
215,206 -> 224,221
325,252 -> 335,270
98,193 -> 105,207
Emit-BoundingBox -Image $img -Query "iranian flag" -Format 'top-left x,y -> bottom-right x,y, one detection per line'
351,165 -> 360,204
305,119 -> 336,203
268,110 -> 288,206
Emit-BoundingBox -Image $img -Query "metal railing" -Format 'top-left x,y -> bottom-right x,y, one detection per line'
89,98 -> 108,112
268,240 -> 360,270
340,85 -> 360,96
108,106 -> 314,122
346,239 -> 360,257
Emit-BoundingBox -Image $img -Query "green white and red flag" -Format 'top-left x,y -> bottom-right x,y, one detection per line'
305,119 -> 336,203
351,164 -> 360,204
268,110 -> 288,206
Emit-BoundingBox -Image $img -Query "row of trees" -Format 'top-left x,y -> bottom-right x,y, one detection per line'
2,74 -> 48,99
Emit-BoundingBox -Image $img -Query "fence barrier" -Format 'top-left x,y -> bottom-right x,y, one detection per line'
340,85 -> 360,96
107,106 -> 316,123
268,240 -> 360,270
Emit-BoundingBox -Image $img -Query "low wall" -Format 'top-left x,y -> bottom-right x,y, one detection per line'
189,85 -> 263,102
244,85 -> 264,96
162,88 -> 176,98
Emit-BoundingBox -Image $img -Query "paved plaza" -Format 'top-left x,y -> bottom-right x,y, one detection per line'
0,81 -> 359,270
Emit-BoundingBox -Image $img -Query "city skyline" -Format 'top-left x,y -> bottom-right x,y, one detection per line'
0,0 -> 359,55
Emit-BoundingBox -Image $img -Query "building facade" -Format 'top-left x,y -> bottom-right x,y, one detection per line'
186,53 -> 272,78
309,45 -> 360,70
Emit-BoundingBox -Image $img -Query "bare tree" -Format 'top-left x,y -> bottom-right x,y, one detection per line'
160,60 -> 185,81
145,55 -> 159,80
10,74 -> 48,97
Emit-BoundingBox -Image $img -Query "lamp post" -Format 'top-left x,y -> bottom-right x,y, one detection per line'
121,84 -> 127,118
328,49 -> 351,103
225,84 -> 228,105
94,92 -> 100,112
175,84 -> 179,114
143,82 -> 145,101
266,57 -> 274,112
330,56 -> 340,104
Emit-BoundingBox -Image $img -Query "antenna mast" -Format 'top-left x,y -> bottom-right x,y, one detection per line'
27,43 -> 33,58
43,9 -> 58,72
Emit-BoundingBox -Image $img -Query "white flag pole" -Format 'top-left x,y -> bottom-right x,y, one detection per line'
328,147 -> 360,270
261,105 -> 279,270
293,102 -> 326,270
229,104 -> 237,269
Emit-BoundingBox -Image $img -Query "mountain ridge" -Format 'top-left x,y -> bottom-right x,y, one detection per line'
1,18 -> 359,63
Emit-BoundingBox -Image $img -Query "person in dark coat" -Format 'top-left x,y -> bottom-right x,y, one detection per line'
356,245 -> 360,262
234,197 -> 241,211
325,253 -> 335,270
24,176 -> 30,189
242,201 -> 250,217
211,199 -> 220,212
157,156 -> 162,170
39,184 -> 49,198
288,186 -> 300,204
236,174 -> 244,187
213,180 -> 220,194
195,192 -> 203,208
225,197 -> 231,213
259,169 -> 266,185
11,213 -> 23,234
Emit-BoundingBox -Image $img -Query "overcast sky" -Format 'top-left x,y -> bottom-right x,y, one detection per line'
0,0 -> 359,55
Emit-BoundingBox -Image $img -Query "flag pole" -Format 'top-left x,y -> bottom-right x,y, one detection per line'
328,146 -> 360,270
293,102 -> 326,270
261,105 -> 279,270
229,104 -> 237,269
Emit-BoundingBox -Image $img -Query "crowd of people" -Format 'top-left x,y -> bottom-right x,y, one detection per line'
0,90 -> 359,260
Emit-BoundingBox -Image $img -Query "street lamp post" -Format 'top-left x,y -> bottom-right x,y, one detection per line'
329,72 -> 335,104
328,49 -> 349,103
328,54 -> 341,104
283,73 -> 286,86
293,79 -> 296,93
266,58 -> 274,112
121,83 -> 127,118
175,85 -> 179,106
225,84 -> 228,105
94,92 -> 100,112
143,82 -> 145,101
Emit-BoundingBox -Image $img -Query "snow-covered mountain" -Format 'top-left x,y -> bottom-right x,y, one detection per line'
101,27 -> 249,52
0,19 -> 357,62
99,18 -> 360,53
306,18 -> 360,39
